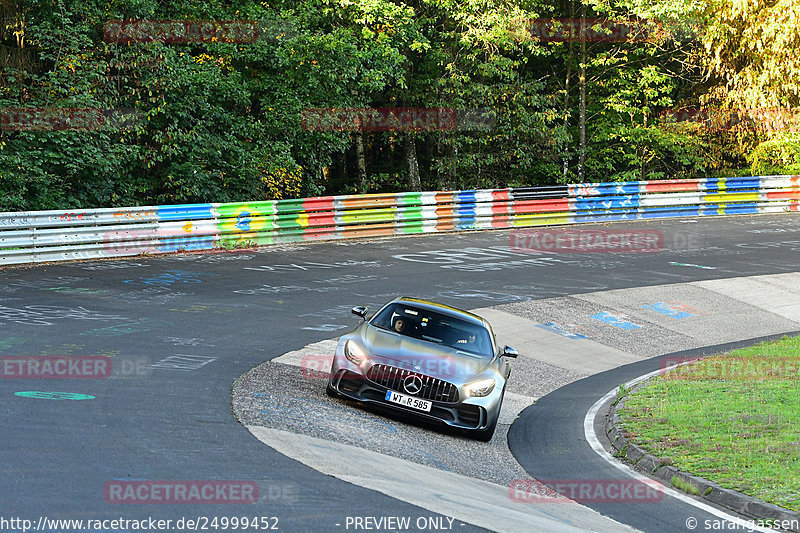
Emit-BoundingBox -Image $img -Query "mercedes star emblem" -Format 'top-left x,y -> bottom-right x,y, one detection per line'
403,375 -> 423,395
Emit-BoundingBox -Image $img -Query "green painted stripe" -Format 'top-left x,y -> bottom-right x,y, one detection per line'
274,198 -> 306,213
395,206 -> 423,221
397,221 -> 426,234
216,201 -> 277,217
271,212 -> 303,229
397,192 -> 423,206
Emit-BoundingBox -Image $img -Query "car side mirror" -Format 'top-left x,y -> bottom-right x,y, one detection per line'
502,346 -> 518,358
352,306 -> 368,320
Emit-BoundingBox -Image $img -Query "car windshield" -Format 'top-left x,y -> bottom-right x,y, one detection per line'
371,302 -> 493,357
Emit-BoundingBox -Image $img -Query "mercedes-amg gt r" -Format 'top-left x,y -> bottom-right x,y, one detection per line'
326,297 -> 517,441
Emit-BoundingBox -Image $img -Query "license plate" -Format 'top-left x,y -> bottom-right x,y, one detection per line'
385,390 -> 432,412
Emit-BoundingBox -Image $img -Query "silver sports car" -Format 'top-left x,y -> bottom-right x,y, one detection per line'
326,297 -> 517,441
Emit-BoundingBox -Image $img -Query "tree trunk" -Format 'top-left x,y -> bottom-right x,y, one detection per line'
640,54 -> 650,182
578,8 -> 587,182
355,133 -> 367,193
405,134 -> 421,191
641,109 -> 647,181
339,150 -> 347,186
562,0 -> 575,180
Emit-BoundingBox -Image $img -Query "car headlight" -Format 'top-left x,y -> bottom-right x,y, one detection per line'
465,378 -> 496,398
344,340 -> 369,367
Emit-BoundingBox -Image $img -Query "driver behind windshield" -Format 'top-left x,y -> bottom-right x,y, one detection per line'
393,316 -> 408,334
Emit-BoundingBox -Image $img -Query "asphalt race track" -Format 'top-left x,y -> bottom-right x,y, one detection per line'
2,214 -> 800,533
509,334 -> 800,533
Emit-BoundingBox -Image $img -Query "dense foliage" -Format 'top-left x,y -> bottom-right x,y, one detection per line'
1,0 -> 798,210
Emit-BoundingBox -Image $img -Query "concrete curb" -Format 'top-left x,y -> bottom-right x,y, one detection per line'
605,379 -> 800,532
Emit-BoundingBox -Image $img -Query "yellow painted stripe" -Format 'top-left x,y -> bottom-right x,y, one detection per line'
510,214 -> 570,227
704,192 -> 759,202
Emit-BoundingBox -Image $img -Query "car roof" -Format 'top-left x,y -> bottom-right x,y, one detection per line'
391,297 -> 489,328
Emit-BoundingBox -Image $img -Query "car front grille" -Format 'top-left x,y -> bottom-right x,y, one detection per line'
367,364 -> 459,403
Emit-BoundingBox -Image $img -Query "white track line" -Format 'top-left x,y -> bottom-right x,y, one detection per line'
584,365 -> 776,533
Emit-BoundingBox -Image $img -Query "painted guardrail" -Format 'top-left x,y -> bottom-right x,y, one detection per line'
1,175 -> 799,266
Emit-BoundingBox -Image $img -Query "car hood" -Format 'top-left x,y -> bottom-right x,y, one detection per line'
356,324 -> 491,382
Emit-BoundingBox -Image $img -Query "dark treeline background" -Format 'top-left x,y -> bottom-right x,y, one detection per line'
1,0 -> 799,211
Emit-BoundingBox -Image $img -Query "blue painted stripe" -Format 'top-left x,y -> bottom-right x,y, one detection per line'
701,177 -> 762,192
696,203 -> 759,216
573,196 -> 640,210
455,205 -> 478,216
456,191 -> 477,204
455,192 -> 477,229
643,303 -> 693,319
726,177 -> 761,190
157,204 -> 215,221
591,311 -> 641,330
572,213 -> 640,222
455,216 -> 476,229
590,182 -> 642,195
703,177 -> 722,192
722,203 -> 759,214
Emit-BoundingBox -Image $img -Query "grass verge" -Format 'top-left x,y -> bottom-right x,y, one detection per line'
671,476 -> 701,496
619,335 -> 800,511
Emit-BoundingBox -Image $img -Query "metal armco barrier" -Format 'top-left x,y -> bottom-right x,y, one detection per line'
1,175 -> 799,266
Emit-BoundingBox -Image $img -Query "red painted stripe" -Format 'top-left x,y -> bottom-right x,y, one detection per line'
492,189 -> 511,202
643,179 -> 700,193
305,213 -> 336,227
490,190 -> 512,227
303,226 -> 339,241
303,196 -> 335,212
491,214 -> 513,228
765,190 -> 800,200
512,198 -> 570,213
491,191 -> 511,214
